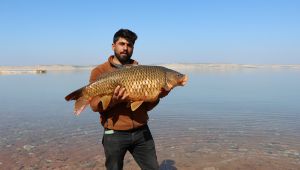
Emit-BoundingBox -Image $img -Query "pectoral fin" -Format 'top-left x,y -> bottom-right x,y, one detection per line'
100,95 -> 112,110
163,82 -> 172,91
130,101 -> 144,111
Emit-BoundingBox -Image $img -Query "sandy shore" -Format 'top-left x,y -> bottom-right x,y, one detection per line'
1,126 -> 299,170
1,64 -> 300,75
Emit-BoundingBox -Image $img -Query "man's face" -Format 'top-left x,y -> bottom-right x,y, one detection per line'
112,37 -> 134,64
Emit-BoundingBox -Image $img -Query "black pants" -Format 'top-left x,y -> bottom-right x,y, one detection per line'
102,125 -> 159,170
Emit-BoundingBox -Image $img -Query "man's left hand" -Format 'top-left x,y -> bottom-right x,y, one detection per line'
159,89 -> 170,98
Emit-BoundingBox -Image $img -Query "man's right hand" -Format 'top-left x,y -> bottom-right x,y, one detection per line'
90,85 -> 129,112
110,85 -> 129,106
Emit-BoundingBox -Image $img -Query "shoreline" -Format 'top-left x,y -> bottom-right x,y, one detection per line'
0,65 -> 95,75
1,64 -> 300,75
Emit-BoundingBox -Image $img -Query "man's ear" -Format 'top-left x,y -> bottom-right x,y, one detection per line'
112,43 -> 115,51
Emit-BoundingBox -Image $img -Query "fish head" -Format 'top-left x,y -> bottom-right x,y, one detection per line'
165,70 -> 188,90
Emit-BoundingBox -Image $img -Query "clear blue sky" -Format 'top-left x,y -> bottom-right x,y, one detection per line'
1,0 -> 300,65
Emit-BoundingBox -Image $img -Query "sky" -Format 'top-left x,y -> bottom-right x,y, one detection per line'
1,0 -> 300,65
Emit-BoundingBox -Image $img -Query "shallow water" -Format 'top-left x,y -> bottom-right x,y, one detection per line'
0,68 -> 300,169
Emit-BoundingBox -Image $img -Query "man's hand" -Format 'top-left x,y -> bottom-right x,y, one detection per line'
159,88 -> 170,98
110,85 -> 129,106
90,85 -> 129,112
143,89 -> 169,111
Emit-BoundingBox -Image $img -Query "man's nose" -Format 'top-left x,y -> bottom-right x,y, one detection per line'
123,45 -> 128,50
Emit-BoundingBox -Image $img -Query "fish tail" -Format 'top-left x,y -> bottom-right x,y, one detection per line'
74,97 -> 89,115
65,87 -> 89,115
65,87 -> 84,101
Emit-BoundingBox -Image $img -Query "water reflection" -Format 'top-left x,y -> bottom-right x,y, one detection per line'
0,69 -> 300,169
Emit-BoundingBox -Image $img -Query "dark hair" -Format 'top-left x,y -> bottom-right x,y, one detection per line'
113,29 -> 138,45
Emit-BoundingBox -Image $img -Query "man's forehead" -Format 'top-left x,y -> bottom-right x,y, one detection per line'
116,37 -> 132,44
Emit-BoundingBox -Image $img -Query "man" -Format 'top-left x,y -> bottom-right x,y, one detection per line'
89,29 -> 168,170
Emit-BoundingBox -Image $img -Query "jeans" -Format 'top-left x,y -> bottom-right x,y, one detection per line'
102,125 -> 159,170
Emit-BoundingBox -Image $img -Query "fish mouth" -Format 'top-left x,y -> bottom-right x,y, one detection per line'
180,75 -> 188,86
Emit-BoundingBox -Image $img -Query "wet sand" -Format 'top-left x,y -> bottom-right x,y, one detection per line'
1,116 -> 299,170
1,134 -> 299,169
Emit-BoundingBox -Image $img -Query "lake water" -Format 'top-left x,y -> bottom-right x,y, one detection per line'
1,68 -> 300,169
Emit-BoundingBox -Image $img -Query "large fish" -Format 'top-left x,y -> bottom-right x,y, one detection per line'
65,65 -> 188,115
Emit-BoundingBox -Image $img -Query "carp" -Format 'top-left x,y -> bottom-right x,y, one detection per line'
65,65 -> 188,115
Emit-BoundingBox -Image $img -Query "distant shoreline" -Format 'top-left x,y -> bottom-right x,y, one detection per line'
1,64 -> 300,75
0,65 -> 94,75
161,63 -> 300,70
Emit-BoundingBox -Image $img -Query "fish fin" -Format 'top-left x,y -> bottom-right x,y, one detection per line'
65,87 -> 84,101
74,97 -> 89,115
131,101 -> 144,111
100,95 -> 112,110
163,82 -> 172,91
124,63 -> 138,68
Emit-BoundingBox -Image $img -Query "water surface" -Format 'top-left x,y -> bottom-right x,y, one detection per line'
0,68 -> 300,169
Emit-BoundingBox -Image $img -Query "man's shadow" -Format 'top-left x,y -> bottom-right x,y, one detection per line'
159,159 -> 177,170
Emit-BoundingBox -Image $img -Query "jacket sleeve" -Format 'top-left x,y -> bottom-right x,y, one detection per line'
143,99 -> 160,111
89,68 -> 102,83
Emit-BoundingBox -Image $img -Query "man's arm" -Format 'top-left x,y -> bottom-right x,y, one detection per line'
144,89 -> 170,111
90,96 -> 104,112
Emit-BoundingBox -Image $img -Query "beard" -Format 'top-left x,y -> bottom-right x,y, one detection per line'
114,52 -> 132,64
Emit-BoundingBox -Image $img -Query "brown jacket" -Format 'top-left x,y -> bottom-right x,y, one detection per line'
89,56 -> 159,130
